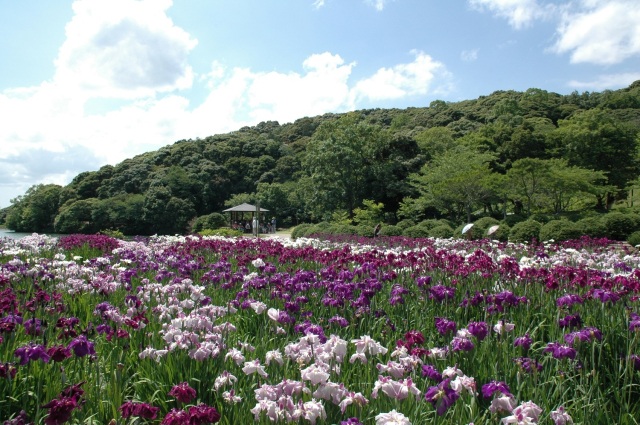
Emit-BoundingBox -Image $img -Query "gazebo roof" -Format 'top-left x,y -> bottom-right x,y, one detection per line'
222,203 -> 269,212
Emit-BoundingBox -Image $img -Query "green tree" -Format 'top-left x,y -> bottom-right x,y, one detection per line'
506,158 -> 606,215
54,198 -> 100,234
550,109 -> 639,208
352,199 -> 385,226
6,184 -> 63,232
142,185 -> 195,235
410,147 -> 496,222
303,114 -> 387,218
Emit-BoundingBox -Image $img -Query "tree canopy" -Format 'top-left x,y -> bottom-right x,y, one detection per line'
2,81 -> 640,234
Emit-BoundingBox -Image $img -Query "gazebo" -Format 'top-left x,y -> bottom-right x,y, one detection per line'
222,203 -> 269,232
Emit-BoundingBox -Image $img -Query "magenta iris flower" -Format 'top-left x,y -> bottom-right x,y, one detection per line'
120,401 -> 160,419
187,404 -> 221,424
161,408 -> 189,425
169,382 -> 197,403
341,418 -> 363,425
47,345 -> 72,362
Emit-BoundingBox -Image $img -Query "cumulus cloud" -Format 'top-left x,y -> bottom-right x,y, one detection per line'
0,0 -> 457,208
567,72 -> 640,90
351,50 -> 452,102
550,0 -> 640,65
468,0 -> 553,29
55,0 -> 197,98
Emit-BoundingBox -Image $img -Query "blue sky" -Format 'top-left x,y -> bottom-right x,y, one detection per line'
1,0 -> 639,208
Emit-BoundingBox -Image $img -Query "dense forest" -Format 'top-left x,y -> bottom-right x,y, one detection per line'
3,81 -> 640,237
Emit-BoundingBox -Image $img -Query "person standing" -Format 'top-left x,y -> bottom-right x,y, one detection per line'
271,217 -> 276,233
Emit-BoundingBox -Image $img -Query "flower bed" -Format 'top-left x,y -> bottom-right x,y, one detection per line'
1,233 -> 639,424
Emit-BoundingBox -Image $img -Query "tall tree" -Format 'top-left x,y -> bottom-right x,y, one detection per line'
410,147 -> 496,222
302,114 -> 386,219
550,109 -> 639,208
5,184 -> 63,232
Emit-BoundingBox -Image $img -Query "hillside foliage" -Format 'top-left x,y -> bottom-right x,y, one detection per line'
3,82 -> 640,235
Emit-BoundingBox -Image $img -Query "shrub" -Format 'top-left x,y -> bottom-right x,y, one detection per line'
396,219 -> 416,230
100,229 -> 125,239
473,217 -> 500,238
417,219 -> 444,231
402,225 -> 430,238
428,224 -> 453,238
327,224 -> 358,236
575,216 -> 607,238
453,223 -> 480,240
509,220 -> 542,243
490,222 -> 511,242
291,224 -> 313,239
191,213 -> 227,233
529,213 -> 551,224
355,225 -> 374,237
502,214 -> 527,227
627,231 -> 640,247
378,224 -> 402,236
539,220 -> 582,242
602,212 -> 640,240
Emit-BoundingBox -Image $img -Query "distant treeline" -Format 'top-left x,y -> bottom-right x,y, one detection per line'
3,81 -> 640,235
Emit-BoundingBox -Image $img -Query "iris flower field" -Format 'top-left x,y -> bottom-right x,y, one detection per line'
1,233 -> 639,424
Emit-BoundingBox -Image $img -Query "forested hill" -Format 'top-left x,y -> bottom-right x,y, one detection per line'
3,81 -> 640,236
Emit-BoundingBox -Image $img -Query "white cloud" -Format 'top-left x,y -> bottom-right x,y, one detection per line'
567,72 -> 640,90
461,49 -> 479,61
469,0 -> 554,29
312,0 -> 326,8
364,0 -> 394,11
551,0 -> 640,65
0,0 -> 458,208
55,0 -> 197,99
351,51 -> 451,102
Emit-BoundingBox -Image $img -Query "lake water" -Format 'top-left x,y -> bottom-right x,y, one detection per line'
0,229 -> 60,240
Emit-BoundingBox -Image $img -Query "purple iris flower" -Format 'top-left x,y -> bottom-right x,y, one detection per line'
429,285 -> 456,302
629,313 -> 640,331
421,364 -> 443,382
564,327 -> 602,345
23,318 -> 43,336
558,313 -> 582,329
467,321 -> 489,340
424,378 -> 460,416
514,334 -> 533,350
481,381 -> 512,398
14,342 -> 50,365
544,342 -> 577,360
450,337 -> 474,352
67,335 -> 96,358
513,357 -> 542,373
434,317 -> 457,336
